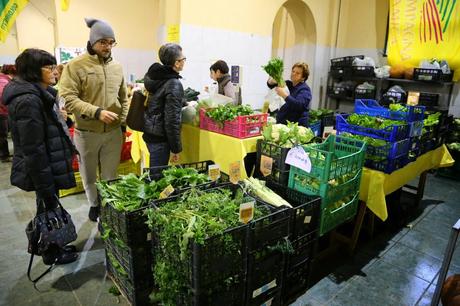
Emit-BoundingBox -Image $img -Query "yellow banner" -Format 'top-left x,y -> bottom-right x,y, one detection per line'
0,0 -> 28,43
388,0 -> 460,79
61,0 -> 70,11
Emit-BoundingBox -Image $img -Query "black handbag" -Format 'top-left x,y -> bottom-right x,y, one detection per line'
25,197 -> 77,285
126,90 -> 148,132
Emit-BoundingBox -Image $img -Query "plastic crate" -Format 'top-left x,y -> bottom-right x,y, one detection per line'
336,114 -> 410,142
327,85 -> 353,99
286,231 -> 317,270
282,257 -> 312,304
104,236 -> 153,283
330,55 -> 364,67
354,87 -> 376,100
365,153 -> 408,173
321,191 -> 360,236
381,90 -> 407,105
256,140 -> 298,186
330,66 -> 351,78
246,248 -> 285,306
200,108 -> 268,139
309,120 -> 321,137
351,66 -> 374,77
413,68 -> 442,81
289,134 -> 366,184
100,200 -> 150,248
265,180 -> 321,240
441,72 -> 454,82
355,99 -> 425,123
106,252 -> 153,306
418,92 -> 439,109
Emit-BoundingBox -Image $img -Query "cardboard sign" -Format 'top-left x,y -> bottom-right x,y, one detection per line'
159,184 -> 174,199
285,146 -> 312,173
229,161 -> 241,184
323,126 -> 336,139
239,201 -> 254,224
260,155 -> 273,177
208,164 -> 221,181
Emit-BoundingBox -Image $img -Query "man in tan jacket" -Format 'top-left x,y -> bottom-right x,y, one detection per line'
59,18 -> 129,221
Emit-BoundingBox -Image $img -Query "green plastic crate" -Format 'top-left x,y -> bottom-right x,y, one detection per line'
292,135 -> 366,184
320,192 -> 360,236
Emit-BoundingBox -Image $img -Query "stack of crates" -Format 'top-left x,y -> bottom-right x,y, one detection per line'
336,99 -> 425,173
99,160 -> 228,305
288,135 -> 366,236
264,181 -> 321,304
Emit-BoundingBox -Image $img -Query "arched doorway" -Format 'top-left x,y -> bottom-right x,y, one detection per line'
272,0 -> 318,108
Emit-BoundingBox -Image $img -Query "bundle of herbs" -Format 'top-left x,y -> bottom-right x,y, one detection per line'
96,167 -> 211,212
145,187 -> 269,305
205,104 -> 253,126
262,58 -> 285,87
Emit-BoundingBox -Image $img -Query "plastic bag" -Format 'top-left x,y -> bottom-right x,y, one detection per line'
265,87 -> 289,112
181,105 -> 197,125
375,65 -> 391,78
353,56 -> 376,67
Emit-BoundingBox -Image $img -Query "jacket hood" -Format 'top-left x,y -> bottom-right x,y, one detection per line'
144,63 -> 181,92
2,78 -> 56,108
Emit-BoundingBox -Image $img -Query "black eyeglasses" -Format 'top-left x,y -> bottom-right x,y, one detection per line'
98,39 -> 117,47
42,65 -> 57,71
177,57 -> 187,62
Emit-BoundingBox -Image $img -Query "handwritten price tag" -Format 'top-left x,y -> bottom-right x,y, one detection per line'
260,155 -> 273,177
208,164 -> 221,181
285,146 -> 312,173
229,161 -> 241,184
159,184 -> 175,199
239,201 -> 255,224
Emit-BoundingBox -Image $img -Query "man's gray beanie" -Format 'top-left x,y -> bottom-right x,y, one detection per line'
85,17 -> 115,46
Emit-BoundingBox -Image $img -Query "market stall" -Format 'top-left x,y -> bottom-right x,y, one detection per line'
130,123 -> 263,178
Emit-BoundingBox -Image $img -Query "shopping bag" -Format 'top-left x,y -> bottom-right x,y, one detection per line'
126,90 -> 148,132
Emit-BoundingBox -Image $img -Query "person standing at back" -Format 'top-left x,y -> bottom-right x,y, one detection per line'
0,64 -> 16,162
209,60 -> 236,103
143,43 -> 185,179
59,18 -> 129,222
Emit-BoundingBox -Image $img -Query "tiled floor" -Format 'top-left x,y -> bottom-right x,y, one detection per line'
0,155 -> 459,305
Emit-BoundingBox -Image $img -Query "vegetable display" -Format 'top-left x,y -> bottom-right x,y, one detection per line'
262,58 -> 285,87
262,122 -> 315,147
309,109 -> 334,123
244,177 -> 292,208
96,167 -> 210,212
145,187 -> 269,305
347,113 -> 404,129
205,104 -> 253,126
447,143 -> 460,151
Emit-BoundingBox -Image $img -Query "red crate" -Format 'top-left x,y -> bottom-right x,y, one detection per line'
199,108 -> 268,139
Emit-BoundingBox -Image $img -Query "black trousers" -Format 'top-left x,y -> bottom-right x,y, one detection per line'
0,115 -> 9,159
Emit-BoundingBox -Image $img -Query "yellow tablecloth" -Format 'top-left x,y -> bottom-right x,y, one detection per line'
130,124 -> 262,178
360,145 -> 454,221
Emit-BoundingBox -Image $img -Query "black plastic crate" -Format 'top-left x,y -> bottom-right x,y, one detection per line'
286,232 -> 317,269
441,72 -> 454,82
246,249 -> 285,306
330,66 -> 352,78
320,114 -> 336,137
104,236 -> 153,283
100,201 -> 150,248
418,92 -> 439,109
327,85 -> 353,99
354,87 -> 376,100
248,205 -> 291,251
266,180 -> 321,240
413,68 -> 442,81
150,184 -> 263,305
330,55 -> 364,67
106,252 -> 153,306
256,140 -> 290,172
282,257 -> 312,304
351,66 -> 374,77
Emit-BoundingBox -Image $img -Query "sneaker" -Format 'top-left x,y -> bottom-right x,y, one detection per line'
88,206 -> 100,222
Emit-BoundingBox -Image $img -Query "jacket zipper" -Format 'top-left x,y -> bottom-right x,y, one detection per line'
102,59 -> 107,132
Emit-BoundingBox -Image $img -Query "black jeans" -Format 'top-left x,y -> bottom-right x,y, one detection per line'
146,142 -> 171,181
0,115 -> 9,159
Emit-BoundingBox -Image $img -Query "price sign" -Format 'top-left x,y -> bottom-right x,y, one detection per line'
260,155 -> 273,177
229,161 -> 241,184
285,146 -> 312,173
208,164 -> 221,181
159,184 -> 175,199
239,201 -> 255,224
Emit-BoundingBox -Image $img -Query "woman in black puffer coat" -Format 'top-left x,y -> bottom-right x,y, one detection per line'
143,43 -> 185,179
2,48 -> 78,265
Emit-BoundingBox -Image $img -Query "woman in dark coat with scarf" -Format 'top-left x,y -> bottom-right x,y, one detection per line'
143,43 -> 186,179
2,48 -> 78,265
